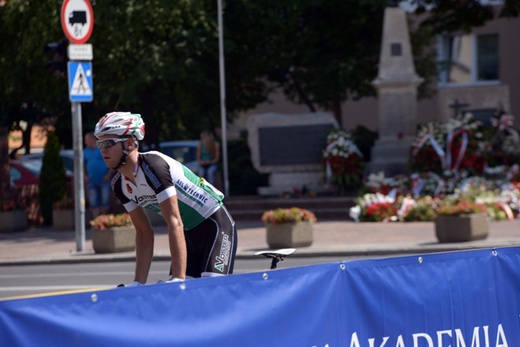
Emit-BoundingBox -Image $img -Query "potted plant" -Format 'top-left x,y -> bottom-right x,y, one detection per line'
434,199 -> 488,243
90,213 -> 136,253
52,196 -> 75,230
0,198 -> 28,232
261,207 -> 317,249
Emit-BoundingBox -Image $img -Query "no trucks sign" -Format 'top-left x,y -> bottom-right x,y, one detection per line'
61,0 -> 94,44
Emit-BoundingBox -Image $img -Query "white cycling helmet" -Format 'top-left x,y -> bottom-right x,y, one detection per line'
94,112 -> 145,140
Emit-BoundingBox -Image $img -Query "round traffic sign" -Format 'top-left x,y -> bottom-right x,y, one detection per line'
61,0 -> 94,44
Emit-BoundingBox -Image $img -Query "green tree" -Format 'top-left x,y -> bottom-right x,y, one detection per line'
39,132 -> 67,226
225,0 -> 520,126
225,0 -> 388,125
0,1 -> 225,146
412,0 -> 520,34
2,0 -> 518,140
88,0 -> 240,144
223,0 -> 451,126
1,0 -> 519,189
0,1 -> 68,148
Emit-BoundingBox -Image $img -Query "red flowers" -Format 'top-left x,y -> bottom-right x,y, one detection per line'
364,202 -> 398,222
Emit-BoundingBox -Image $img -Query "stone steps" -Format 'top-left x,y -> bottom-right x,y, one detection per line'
224,195 -> 356,222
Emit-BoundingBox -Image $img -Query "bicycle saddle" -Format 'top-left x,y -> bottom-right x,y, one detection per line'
254,248 -> 296,269
254,248 -> 296,259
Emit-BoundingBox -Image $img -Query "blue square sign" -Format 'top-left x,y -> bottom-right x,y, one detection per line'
67,62 -> 93,102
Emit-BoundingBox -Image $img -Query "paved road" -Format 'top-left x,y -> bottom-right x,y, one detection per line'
0,218 -> 519,300
0,255 -> 382,299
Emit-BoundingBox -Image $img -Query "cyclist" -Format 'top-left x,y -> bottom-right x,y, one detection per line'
94,112 -> 237,285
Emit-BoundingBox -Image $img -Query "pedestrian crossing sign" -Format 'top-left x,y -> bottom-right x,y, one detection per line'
67,61 -> 93,102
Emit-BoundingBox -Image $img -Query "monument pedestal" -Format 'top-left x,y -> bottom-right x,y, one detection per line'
257,172 -> 336,196
368,6 -> 423,177
368,136 -> 414,177
247,112 -> 338,196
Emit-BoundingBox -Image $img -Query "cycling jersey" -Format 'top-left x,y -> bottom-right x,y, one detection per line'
111,151 -> 224,230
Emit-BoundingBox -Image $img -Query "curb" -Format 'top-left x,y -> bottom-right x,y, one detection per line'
2,238 -> 519,266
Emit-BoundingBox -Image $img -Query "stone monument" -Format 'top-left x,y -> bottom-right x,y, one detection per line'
369,6 -> 423,176
247,113 -> 338,196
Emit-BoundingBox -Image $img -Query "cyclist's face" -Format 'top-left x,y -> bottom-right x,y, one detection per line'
97,135 -> 128,168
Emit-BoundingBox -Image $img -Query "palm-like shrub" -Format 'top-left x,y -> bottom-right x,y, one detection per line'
39,132 -> 67,226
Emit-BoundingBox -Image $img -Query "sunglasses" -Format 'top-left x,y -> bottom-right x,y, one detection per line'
96,138 -> 128,149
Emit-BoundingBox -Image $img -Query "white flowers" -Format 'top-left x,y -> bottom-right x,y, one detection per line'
444,112 -> 482,134
350,191 -> 396,222
322,130 -> 361,159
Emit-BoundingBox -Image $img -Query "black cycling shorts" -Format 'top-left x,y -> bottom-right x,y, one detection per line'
183,205 -> 237,278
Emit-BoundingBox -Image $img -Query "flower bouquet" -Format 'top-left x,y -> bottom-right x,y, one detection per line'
0,199 -> 23,212
409,114 -> 487,176
409,122 -> 445,174
261,207 -> 317,225
322,129 -> 365,191
436,199 -> 487,216
361,172 -> 410,196
90,213 -> 133,231
53,196 -> 74,211
484,113 -> 520,167
349,192 -> 398,222
400,196 -> 438,222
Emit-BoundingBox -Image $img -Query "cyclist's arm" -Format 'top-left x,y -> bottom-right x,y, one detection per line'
128,207 -> 155,284
160,195 -> 187,280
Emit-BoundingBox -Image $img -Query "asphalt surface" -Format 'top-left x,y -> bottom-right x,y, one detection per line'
1,218 -> 520,266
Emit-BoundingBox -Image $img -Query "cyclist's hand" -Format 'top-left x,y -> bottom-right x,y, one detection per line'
117,281 -> 143,288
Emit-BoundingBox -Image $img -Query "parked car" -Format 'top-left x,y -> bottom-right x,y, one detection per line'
152,140 -> 199,174
9,159 -> 41,187
21,149 -> 75,176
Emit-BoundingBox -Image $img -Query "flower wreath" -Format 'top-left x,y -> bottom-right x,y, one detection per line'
322,129 -> 365,190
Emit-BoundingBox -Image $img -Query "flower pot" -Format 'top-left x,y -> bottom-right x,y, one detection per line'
92,226 -> 136,253
266,221 -> 313,249
53,209 -> 93,230
0,210 -> 28,233
434,213 -> 489,243
53,209 -> 75,230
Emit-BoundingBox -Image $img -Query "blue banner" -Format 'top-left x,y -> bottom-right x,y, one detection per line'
1,247 -> 519,346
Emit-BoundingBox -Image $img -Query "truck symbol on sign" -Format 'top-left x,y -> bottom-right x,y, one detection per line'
69,11 -> 86,26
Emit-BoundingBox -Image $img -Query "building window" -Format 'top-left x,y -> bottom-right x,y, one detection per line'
438,33 -> 499,85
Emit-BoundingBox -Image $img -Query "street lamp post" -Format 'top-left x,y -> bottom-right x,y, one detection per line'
217,0 -> 229,196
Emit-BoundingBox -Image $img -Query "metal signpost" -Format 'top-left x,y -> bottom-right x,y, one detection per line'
217,0 -> 229,196
61,0 -> 94,252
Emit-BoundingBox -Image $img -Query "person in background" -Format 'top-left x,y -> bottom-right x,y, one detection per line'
93,112 -> 237,285
196,130 -> 220,185
84,132 -> 111,218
